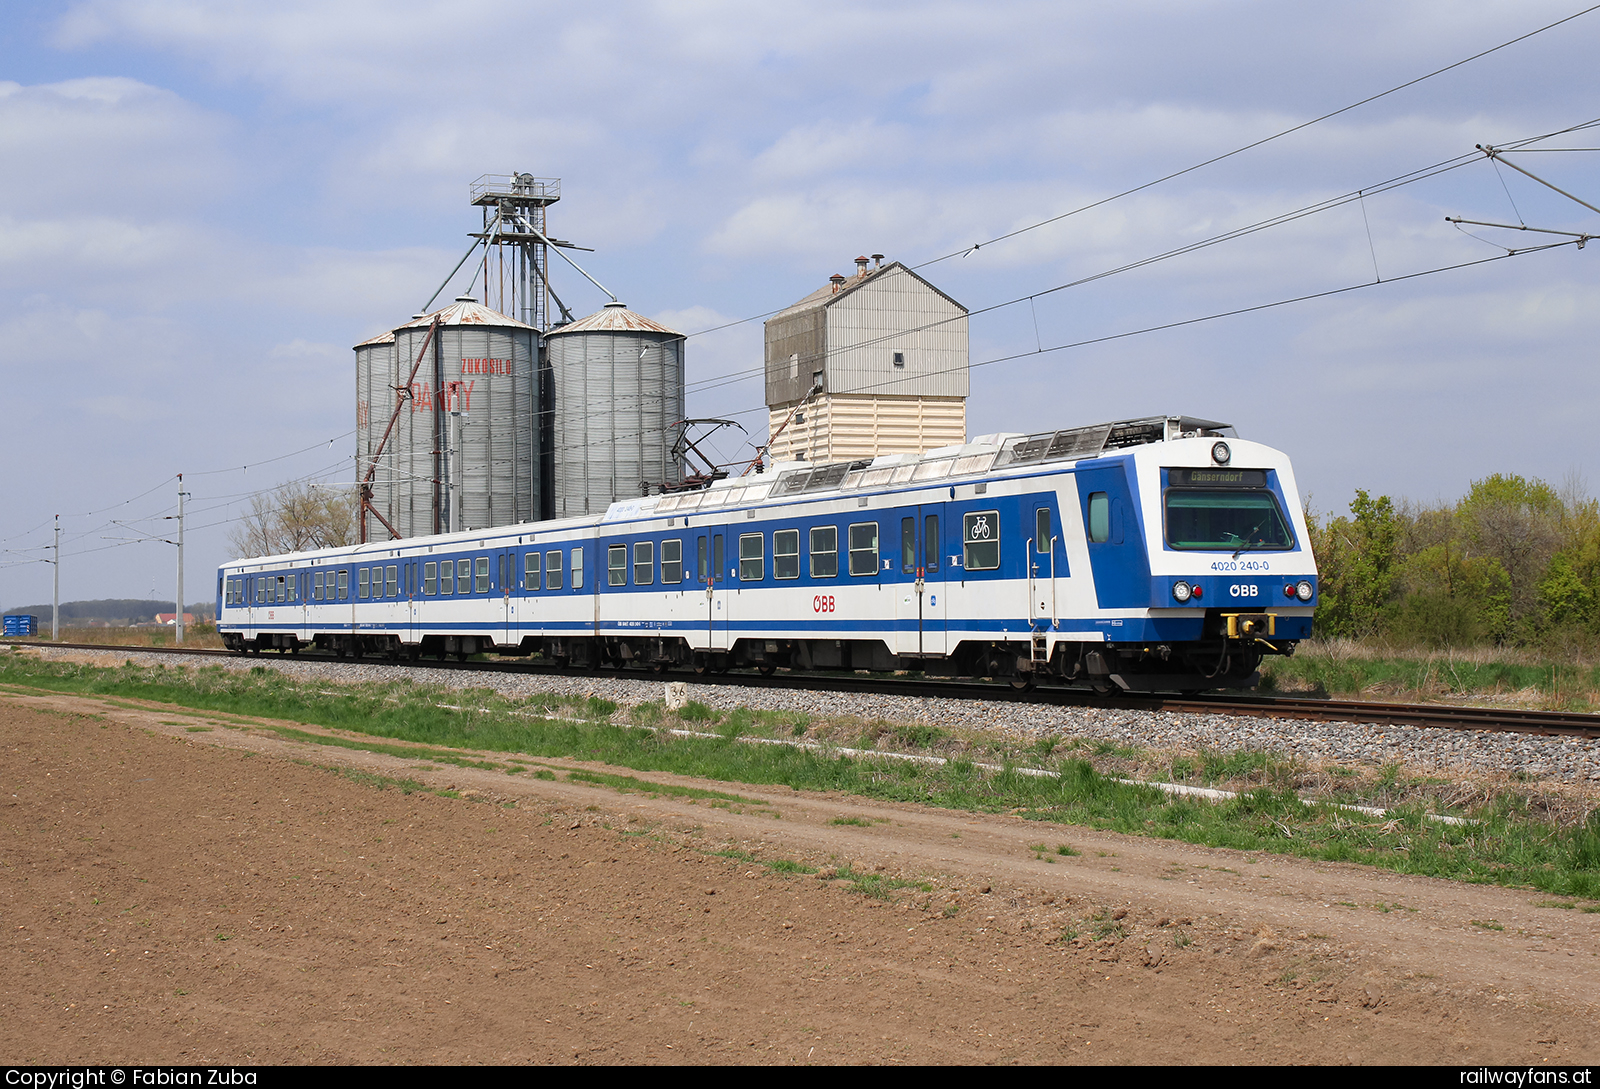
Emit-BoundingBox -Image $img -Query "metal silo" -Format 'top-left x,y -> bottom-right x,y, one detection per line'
545,303 -> 686,517
354,329 -> 397,539
380,297 -> 538,537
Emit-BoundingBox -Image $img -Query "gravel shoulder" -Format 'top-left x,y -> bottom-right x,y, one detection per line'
3,677 -> 1597,1065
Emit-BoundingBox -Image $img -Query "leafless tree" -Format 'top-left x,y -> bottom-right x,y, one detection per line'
228,481 -> 357,558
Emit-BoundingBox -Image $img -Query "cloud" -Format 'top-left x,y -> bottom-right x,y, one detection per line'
0,77 -> 235,214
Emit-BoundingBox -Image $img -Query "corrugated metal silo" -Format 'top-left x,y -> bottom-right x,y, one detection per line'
545,302 -> 685,517
354,329 -> 398,537
379,298 -> 539,537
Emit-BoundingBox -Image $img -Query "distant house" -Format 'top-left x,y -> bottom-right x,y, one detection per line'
155,613 -> 195,627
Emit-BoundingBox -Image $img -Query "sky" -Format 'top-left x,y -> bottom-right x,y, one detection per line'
1,0 -> 1597,610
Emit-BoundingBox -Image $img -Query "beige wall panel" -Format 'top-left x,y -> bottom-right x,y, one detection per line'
767,394 -> 965,462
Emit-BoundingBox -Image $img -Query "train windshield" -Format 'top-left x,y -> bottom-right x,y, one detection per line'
1164,489 -> 1293,551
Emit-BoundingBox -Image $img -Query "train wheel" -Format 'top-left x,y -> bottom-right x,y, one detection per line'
692,654 -> 710,676
650,660 -> 671,675
1010,674 -> 1036,692
758,663 -> 777,677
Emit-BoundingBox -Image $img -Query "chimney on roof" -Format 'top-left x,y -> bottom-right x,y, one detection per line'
855,255 -> 869,279
871,253 -> 884,269
829,273 -> 847,294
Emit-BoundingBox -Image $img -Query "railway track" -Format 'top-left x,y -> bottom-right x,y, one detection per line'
14,640 -> 1600,741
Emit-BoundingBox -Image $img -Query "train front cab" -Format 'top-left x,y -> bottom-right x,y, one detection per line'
1048,438 -> 1316,692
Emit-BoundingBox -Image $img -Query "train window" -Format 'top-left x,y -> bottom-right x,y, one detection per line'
424,562 -> 437,595
359,567 -> 371,598
499,554 -> 508,592
774,530 -> 799,579
571,548 -> 584,589
474,557 -> 489,593
386,566 -> 399,597
257,578 -> 266,604
289,575 -> 298,602
314,572 -> 324,600
277,575 -> 287,603
524,551 -> 540,590
810,526 -> 838,578
457,558 -> 472,593
440,560 -> 454,595
713,536 -> 724,582
1165,490 -> 1293,551
609,545 -> 628,586
901,517 -> 916,574
661,539 -> 683,584
1087,493 -> 1109,543
337,570 -> 349,599
634,541 -> 654,585
546,550 -> 563,590
697,537 -> 708,584
963,511 -> 1000,571
925,515 -> 940,571
1036,508 -> 1051,553
848,522 -> 879,576
739,534 -> 763,581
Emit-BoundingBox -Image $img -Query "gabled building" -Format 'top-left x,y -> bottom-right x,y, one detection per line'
764,255 -> 969,463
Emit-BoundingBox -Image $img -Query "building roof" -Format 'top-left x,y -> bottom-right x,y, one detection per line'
769,261 -> 967,322
353,330 -> 396,349
545,301 -> 683,338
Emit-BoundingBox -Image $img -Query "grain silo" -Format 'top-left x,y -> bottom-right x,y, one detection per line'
545,302 -> 685,517
364,297 -> 539,538
354,329 -> 398,536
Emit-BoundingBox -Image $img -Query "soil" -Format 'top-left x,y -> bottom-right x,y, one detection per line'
2,684 -> 1597,1065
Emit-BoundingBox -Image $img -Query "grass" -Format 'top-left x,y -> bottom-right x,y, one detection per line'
3,654 -> 1598,902
1260,638 -> 1600,711
11,626 -> 225,650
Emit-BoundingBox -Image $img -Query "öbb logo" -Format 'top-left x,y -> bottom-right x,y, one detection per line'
1229,583 -> 1259,598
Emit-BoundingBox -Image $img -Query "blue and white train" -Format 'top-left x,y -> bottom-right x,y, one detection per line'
217,415 -> 1317,692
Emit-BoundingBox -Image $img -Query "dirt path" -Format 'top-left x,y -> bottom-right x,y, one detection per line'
2,685 -> 1596,1064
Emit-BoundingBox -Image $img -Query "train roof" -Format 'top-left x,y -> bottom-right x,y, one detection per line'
632,415 -> 1237,521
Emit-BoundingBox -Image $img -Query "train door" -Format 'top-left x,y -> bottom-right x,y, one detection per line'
1029,504 -> 1063,629
498,551 -> 513,647
894,505 -> 948,656
408,561 -> 419,646
696,529 -> 729,653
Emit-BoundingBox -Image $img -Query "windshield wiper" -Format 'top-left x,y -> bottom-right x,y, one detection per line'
1231,519 -> 1268,560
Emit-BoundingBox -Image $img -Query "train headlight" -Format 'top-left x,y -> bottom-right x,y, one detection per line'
1296,579 -> 1314,602
1211,441 -> 1231,466
1172,580 -> 1192,603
